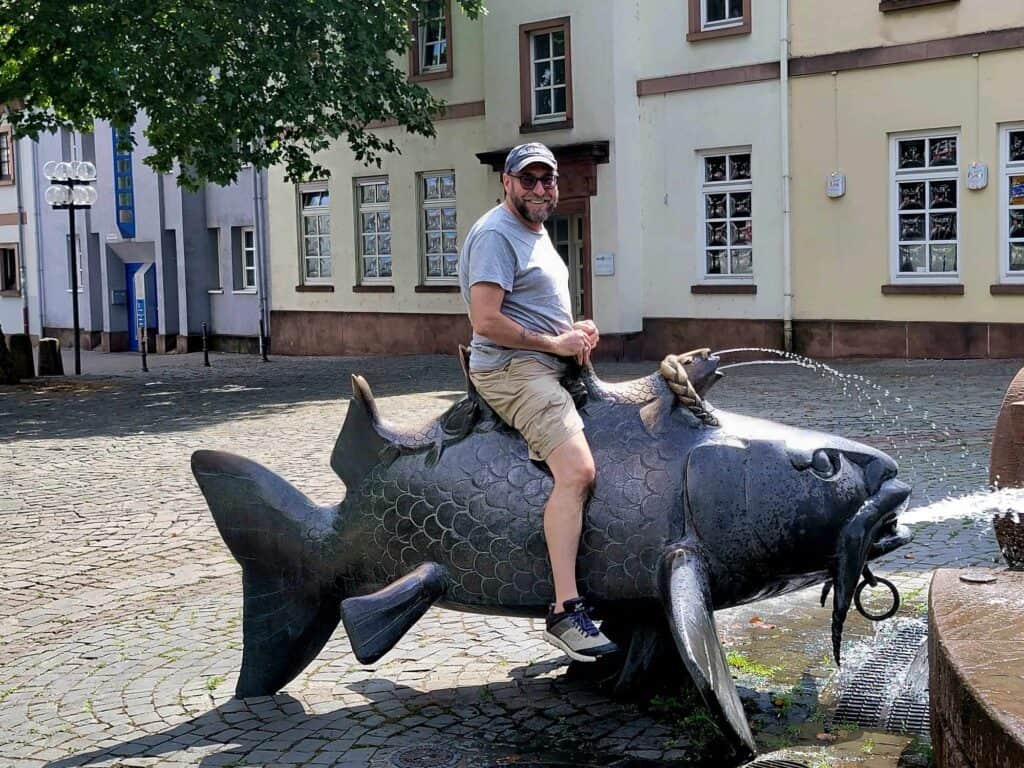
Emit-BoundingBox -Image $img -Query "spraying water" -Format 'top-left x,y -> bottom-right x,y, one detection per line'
710,348 -> 986,508
899,487 -> 1024,526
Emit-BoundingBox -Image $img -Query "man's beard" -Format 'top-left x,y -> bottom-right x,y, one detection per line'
513,191 -> 557,224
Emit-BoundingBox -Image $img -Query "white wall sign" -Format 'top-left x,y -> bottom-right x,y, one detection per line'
594,252 -> 615,276
826,172 -> 846,198
967,162 -> 989,190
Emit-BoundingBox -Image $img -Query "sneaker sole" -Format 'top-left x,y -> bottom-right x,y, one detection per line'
542,630 -> 617,663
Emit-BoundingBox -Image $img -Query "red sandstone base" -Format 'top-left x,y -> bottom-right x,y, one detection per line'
929,569 -> 1024,768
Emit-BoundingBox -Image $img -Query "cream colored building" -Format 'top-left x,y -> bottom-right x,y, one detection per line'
266,0 -> 791,358
789,0 -> 1024,357
266,0 -> 1024,359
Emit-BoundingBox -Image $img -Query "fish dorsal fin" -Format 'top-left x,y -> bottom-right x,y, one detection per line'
458,345 -> 478,399
659,541 -> 757,760
331,375 -> 389,489
352,374 -> 382,424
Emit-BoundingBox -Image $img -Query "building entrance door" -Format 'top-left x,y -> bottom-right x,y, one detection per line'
125,262 -> 143,351
544,214 -> 585,321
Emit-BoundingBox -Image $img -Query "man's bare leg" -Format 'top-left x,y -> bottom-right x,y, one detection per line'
541,431 -> 617,661
543,431 -> 595,608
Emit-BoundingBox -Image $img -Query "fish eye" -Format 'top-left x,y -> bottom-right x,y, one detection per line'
811,449 -> 840,479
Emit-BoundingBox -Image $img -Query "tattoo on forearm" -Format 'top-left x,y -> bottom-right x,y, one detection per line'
519,326 -> 542,345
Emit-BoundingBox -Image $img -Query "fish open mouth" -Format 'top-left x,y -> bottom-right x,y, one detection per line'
828,478 -> 913,664
870,519 -> 913,558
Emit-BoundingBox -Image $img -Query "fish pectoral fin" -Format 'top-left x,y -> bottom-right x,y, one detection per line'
659,541 -> 757,760
341,563 -> 449,664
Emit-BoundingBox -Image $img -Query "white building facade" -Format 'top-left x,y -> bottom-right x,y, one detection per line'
22,117 -> 270,354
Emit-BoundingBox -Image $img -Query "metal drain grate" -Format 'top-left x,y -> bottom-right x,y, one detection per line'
745,760 -> 810,768
833,618 -> 930,738
391,744 -> 462,768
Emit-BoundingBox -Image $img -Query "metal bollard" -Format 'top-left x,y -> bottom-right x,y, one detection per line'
140,324 -> 148,372
202,322 -> 210,367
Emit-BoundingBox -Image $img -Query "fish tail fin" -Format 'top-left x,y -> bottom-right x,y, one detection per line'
341,562 -> 449,664
191,449 -> 343,698
331,375 -> 389,489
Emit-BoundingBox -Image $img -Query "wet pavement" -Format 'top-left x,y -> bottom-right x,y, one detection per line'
1,350 -> 1021,767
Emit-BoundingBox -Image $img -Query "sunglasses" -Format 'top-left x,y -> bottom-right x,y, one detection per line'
509,172 -> 559,190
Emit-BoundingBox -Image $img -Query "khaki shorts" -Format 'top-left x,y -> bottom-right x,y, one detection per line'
470,357 -> 584,461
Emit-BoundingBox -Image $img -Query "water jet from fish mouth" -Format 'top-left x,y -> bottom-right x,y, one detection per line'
898,487 -> 1024,526
712,348 -> 988,508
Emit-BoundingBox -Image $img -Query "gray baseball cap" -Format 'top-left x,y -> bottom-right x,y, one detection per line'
503,142 -> 558,174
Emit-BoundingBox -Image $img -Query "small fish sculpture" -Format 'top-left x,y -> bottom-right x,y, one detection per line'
191,350 -> 911,759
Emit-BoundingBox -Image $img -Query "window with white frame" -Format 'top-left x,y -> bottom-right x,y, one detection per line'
1001,125 -> 1024,277
1,245 -> 18,293
241,227 -> 257,289
700,151 -> 752,278
892,133 -> 959,277
702,0 -> 744,30
531,28 -> 567,122
299,185 -> 331,281
0,130 -> 12,183
416,0 -> 449,74
356,178 -> 392,281
421,171 -> 457,281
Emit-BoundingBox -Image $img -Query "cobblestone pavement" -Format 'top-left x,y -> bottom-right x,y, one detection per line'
1,351 -> 1021,767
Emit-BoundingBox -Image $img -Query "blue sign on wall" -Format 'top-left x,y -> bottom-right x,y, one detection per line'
113,126 -> 137,239
136,298 -> 146,329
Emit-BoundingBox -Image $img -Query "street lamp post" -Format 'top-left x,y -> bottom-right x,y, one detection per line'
43,160 -> 97,375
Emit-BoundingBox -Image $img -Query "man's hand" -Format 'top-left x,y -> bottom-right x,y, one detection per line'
572,320 -> 599,365
573,320 -> 599,346
551,329 -> 592,359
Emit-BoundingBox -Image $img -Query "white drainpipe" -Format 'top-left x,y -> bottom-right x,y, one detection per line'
780,0 -> 793,352
252,167 -> 270,344
31,138 -> 47,333
14,135 -> 28,334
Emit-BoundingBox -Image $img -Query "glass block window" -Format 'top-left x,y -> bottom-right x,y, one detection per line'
300,184 -> 331,281
421,171 -> 457,281
417,0 -> 448,74
112,127 -> 136,239
1003,126 -> 1024,275
701,151 -> 753,278
892,133 -> 959,276
0,130 -> 12,182
241,227 -> 257,289
531,29 -> 567,122
356,178 -> 391,281
703,0 -> 744,30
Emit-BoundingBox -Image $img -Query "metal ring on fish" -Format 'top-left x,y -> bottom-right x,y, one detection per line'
853,576 -> 900,621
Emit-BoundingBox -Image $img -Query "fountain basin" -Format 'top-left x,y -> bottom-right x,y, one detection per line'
989,367 -> 1024,488
929,569 -> 1024,768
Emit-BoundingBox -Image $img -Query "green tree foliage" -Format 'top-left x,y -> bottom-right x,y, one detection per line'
0,0 -> 484,188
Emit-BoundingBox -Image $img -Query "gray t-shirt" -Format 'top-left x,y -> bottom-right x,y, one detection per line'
459,205 -> 574,372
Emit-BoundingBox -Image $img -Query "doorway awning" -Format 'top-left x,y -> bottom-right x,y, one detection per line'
476,141 -> 610,199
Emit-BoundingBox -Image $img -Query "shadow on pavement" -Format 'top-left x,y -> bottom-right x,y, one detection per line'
41,673 -> 783,768
0,354 -> 478,444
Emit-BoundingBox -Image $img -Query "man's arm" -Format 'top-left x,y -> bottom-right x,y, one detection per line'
469,282 -> 590,359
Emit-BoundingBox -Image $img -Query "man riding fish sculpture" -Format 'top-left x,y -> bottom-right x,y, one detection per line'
191,348 -> 912,760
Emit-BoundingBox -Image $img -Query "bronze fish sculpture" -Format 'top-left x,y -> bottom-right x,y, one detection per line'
191,350 -> 911,759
